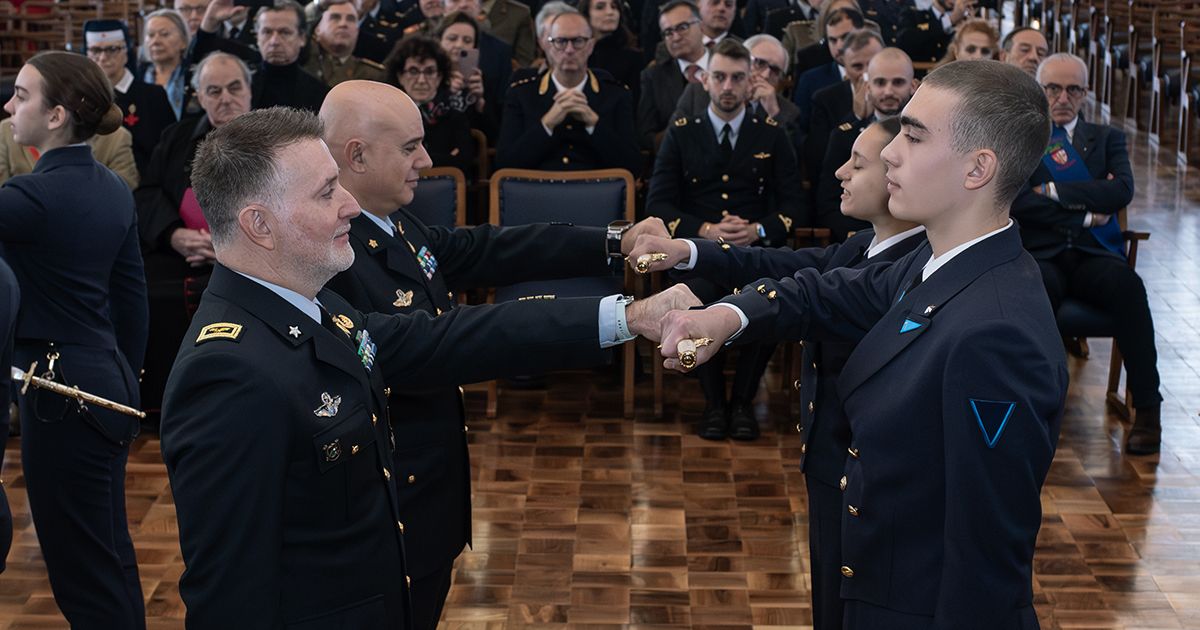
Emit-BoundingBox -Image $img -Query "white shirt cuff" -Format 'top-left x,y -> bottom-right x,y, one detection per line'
674,240 -> 699,271
1083,212 -> 1093,227
1046,182 -> 1060,202
543,123 -> 555,137
710,303 -> 749,342
598,294 -> 635,348
586,125 -> 596,134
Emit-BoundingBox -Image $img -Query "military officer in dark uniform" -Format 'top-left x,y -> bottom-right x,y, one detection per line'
321,80 -> 667,627
304,0 -> 388,86
357,0 -> 420,62
658,61 -> 1067,630
496,12 -> 641,172
0,257 -> 18,574
896,0 -> 973,66
646,39 -> 804,440
161,106 -> 694,628
857,0 -> 915,46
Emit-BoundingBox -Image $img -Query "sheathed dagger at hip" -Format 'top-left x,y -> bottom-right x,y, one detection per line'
10,363 -> 147,419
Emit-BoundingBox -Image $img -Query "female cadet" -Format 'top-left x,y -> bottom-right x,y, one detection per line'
0,51 -> 148,629
627,117 -> 926,630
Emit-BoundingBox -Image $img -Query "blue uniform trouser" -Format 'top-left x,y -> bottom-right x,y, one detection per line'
807,474 -> 844,630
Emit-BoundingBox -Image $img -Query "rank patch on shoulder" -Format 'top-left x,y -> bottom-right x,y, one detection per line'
196,323 -> 243,344
416,246 -> 439,280
969,399 -> 1016,449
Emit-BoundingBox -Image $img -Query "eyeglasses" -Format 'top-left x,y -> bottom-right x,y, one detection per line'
962,44 -> 992,56
402,67 -> 440,79
1042,83 -> 1086,98
751,56 -> 783,77
203,81 -> 247,97
87,44 -> 126,57
660,18 -> 698,39
547,36 -> 590,50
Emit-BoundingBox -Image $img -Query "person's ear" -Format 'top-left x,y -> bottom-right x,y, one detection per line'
964,149 -> 998,192
46,104 -> 68,133
237,205 -> 277,251
344,138 -> 369,174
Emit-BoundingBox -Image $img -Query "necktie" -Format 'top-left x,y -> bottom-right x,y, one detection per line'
705,39 -> 716,51
685,63 -> 702,83
719,123 -> 733,162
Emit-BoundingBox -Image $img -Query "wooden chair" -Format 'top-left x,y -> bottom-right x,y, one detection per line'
1120,0 -> 1161,129
408,166 -> 466,229
1099,0 -> 1133,119
1146,5 -> 1200,144
484,168 -> 651,419
468,128 -> 490,225
1175,15 -> 1200,164
1055,209 -> 1150,419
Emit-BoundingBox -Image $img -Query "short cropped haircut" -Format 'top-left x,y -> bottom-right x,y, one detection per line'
659,0 -> 700,20
256,0 -> 308,35
920,60 -> 1050,207
743,33 -> 789,74
711,37 -> 750,65
1001,26 -> 1042,52
191,107 -> 325,246
190,51 -> 253,93
1036,52 -> 1088,83
843,28 -> 883,54
820,6 -> 863,37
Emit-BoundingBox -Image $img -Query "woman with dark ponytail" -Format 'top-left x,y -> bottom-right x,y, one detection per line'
0,51 -> 148,629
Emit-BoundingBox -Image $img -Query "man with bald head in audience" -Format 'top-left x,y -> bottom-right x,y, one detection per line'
319,80 -> 669,627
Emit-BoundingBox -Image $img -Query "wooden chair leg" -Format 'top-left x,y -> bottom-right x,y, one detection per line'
486,380 -> 498,418
1105,340 -> 1132,419
623,342 -> 635,418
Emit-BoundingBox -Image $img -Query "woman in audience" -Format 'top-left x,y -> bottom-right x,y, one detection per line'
386,35 -> 478,179
437,12 -> 499,137
938,18 -> 1000,65
0,51 -> 148,629
0,117 -> 139,189
139,8 -> 191,119
579,0 -> 642,101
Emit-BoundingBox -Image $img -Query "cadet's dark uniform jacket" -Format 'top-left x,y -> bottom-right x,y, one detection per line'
646,112 -> 805,245
719,223 -> 1065,629
0,257 -> 17,574
815,117 -> 872,241
325,211 -> 612,580
496,69 -> 641,173
162,264 -> 610,628
355,6 -> 418,63
115,79 -> 176,176
858,0 -> 915,45
302,42 -> 387,87
896,7 -> 953,65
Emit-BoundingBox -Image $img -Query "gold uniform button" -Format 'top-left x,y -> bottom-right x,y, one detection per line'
447,291 -> 454,300
848,447 -> 860,459
722,174 -> 729,182
406,575 -> 412,587
397,521 -> 405,533
371,413 -> 377,426
841,566 -> 854,578
839,475 -> 847,491
793,379 -> 801,390
562,156 -> 570,164
795,423 -> 802,433
436,308 -> 443,315
767,290 -> 777,300
848,505 -> 860,517
808,401 -> 815,413
801,443 -> 807,454
383,467 -> 391,480
463,425 -> 469,433
384,387 -> 391,397
351,444 -> 360,455
721,193 -> 729,200
407,474 -> 416,484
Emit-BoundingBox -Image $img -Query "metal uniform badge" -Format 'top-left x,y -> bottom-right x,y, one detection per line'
315,392 -> 342,417
323,439 -> 342,461
333,314 -> 355,336
394,289 -> 413,308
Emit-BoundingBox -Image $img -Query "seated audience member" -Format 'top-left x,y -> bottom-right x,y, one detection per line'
132,52 -> 252,419
195,0 -> 330,112
629,118 -> 926,630
532,1 -> 576,69
84,19 -> 176,177
815,46 -> 913,240
356,0 -> 415,61
744,0 -> 818,39
175,0 -> 211,37
1,119 -> 138,189
1012,53 -> 1162,454
497,11 -> 640,172
218,1 -> 258,44
385,36 -> 478,178
1000,26 -> 1048,77
792,5 -> 863,135
139,8 -> 191,119
445,0 -> 535,66
438,10 -> 511,136
792,0 -> 860,76
646,39 -> 803,440
304,0 -> 387,86
638,0 -> 709,149
674,34 -> 800,138
579,0 -> 643,99
937,18 -> 999,65
856,0 -> 912,45
653,0 -> 741,64
896,0 -> 972,64
804,29 -> 882,194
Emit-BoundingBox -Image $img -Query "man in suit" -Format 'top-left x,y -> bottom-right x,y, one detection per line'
638,0 -> 709,149
1013,53 -> 1162,454
653,0 -> 742,63
160,105 -> 695,628
0,258 -> 17,574
791,6 -> 863,142
1000,26 -> 1048,77
196,0 -> 331,112
895,0 -> 972,65
815,46 -> 914,240
497,12 -> 640,172
804,29 -> 882,196
303,0 -> 387,86
647,39 -> 805,440
445,0 -> 536,66
656,60 -> 1066,630
320,79 -> 667,629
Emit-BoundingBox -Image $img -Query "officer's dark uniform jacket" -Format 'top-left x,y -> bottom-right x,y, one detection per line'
496,69 -> 642,173
0,258 -> 18,573
896,6 -> 953,65
646,112 -> 804,245
325,210 -> 612,580
161,263 -> 610,629
356,5 -> 418,63
717,223 -> 1066,629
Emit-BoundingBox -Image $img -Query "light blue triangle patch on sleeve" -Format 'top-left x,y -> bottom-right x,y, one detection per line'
970,399 -> 1016,448
899,319 -> 922,334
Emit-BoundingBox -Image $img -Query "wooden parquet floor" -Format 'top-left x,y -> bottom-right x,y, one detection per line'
2,109 -> 1200,629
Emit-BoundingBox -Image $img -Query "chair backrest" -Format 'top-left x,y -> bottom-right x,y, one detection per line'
406,166 -> 466,229
469,128 -> 490,182
490,168 -> 633,300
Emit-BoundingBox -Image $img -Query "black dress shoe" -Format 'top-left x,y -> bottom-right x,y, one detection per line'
698,406 -> 729,441
1125,405 -> 1161,455
728,404 -> 760,441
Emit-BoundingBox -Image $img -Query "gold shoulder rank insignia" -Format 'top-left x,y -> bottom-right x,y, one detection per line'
667,217 -> 681,237
753,152 -> 771,159
917,22 -> 930,30
333,314 -> 355,336
779,214 -> 793,232
361,58 -> 385,70
674,117 -> 688,127
838,122 -> 853,131
196,322 -> 243,344
765,117 -> 778,126
368,239 -> 379,249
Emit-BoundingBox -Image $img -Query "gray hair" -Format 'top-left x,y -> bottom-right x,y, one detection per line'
1036,52 -> 1088,83
743,33 -> 789,74
536,1 -> 577,39
141,9 -> 191,61
255,0 -> 308,35
920,60 -> 1051,207
190,51 -> 253,92
191,107 -> 325,247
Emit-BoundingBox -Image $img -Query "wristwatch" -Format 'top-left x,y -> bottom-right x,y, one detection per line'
606,220 -> 632,264
615,294 -> 636,340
